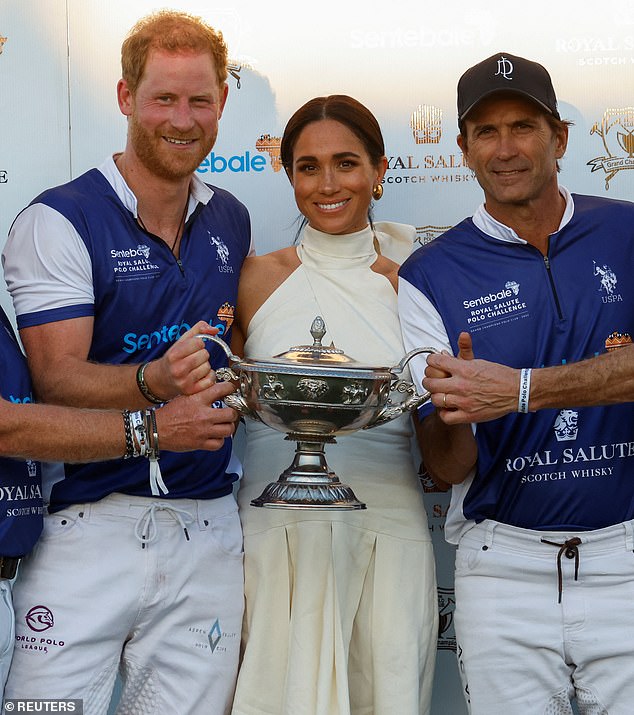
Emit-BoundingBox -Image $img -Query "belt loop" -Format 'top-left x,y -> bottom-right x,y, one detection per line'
624,520 -> 634,552
482,520 -> 496,551
196,500 -> 209,530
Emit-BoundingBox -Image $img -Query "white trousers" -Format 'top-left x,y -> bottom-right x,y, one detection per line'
0,579 -> 14,699
454,519 -> 634,715
5,493 -> 244,715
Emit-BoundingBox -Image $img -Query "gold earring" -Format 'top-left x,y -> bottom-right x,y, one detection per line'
372,183 -> 383,200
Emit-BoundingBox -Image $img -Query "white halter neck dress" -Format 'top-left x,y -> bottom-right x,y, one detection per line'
231,223 -> 437,715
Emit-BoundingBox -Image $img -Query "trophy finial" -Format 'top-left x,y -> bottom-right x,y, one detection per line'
310,316 -> 327,347
283,316 -> 345,360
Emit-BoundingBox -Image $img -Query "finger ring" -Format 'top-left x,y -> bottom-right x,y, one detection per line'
443,394 -> 447,408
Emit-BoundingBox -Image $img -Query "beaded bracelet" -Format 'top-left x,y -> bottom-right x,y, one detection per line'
122,410 -> 135,458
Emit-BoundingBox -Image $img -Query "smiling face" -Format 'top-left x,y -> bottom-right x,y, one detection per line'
288,118 -> 386,235
458,94 -> 567,220
118,48 -> 228,181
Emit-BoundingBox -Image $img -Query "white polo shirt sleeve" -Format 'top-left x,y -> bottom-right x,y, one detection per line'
397,274 -> 452,397
3,204 -> 94,325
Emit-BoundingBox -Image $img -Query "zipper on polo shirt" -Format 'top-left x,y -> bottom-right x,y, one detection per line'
543,254 -> 564,320
134,219 -> 186,277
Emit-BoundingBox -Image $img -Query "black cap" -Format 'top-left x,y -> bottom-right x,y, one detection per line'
457,52 -> 560,125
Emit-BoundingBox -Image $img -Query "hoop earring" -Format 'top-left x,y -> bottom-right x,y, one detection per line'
372,183 -> 383,201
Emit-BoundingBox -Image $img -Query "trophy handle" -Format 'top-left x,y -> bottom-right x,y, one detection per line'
196,336 -> 262,422
195,333 -> 242,363
364,347 -> 437,429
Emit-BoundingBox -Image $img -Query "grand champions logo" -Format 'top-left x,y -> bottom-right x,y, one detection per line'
588,107 -> 634,189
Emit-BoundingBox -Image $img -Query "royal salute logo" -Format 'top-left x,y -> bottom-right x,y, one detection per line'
414,225 -> 452,247
554,410 -> 579,442
383,103 -> 473,188
410,105 -> 443,144
588,107 -> 634,189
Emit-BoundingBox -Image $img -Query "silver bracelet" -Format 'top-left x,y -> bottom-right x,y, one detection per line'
518,368 -> 532,414
144,407 -> 160,461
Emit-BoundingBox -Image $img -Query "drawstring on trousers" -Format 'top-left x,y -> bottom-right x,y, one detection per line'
540,536 -> 582,603
134,502 -> 194,549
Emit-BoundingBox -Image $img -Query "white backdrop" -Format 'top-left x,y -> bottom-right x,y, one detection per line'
1,1 -> 633,712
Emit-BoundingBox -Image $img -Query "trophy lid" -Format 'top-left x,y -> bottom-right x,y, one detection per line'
273,316 -> 360,366
234,316 -> 394,378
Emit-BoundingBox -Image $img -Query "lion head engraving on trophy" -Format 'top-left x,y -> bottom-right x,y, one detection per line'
297,378 -> 329,400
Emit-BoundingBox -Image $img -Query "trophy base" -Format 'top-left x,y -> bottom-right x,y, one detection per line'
251,480 -> 366,510
250,434 -> 367,510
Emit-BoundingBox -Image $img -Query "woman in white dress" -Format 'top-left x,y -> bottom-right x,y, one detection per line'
231,95 -> 437,715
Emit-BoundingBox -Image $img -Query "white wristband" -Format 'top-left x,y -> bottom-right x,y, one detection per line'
518,368 -> 532,414
130,409 -> 148,457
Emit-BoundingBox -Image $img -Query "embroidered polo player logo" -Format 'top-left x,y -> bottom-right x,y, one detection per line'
208,233 -> 229,265
593,261 -> 617,295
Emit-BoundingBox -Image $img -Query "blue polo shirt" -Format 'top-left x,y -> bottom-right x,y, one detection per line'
5,163 -> 251,511
0,308 -> 43,554
400,193 -> 634,533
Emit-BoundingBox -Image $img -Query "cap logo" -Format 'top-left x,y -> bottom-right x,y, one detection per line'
495,56 -> 514,80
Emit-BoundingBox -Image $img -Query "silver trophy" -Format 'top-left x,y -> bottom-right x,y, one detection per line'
203,317 -> 436,510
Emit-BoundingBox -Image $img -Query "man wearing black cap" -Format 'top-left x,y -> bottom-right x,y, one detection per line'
398,52 -> 634,714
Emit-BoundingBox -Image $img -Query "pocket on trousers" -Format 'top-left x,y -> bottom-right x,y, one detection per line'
454,543 -> 484,576
39,510 -> 84,543
208,511 -> 243,557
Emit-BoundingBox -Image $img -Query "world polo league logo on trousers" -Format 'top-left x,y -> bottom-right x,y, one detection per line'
26,605 -> 54,632
18,605 -> 67,655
